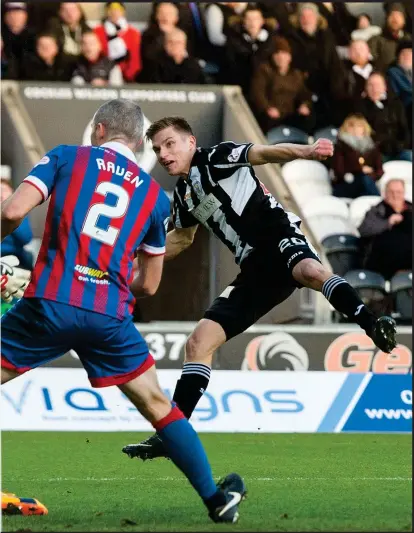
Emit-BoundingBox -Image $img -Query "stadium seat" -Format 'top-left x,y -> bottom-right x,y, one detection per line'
390,271 -> 412,323
267,126 -> 309,145
344,269 -> 389,316
311,126 -> 339,144
349,196 -> 382,232
382,160 -> 412,180
302,196 -> 355,242
281,159 -> 332,208
321,234 -> 360,276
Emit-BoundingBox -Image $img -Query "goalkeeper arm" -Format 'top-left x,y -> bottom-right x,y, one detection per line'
0,256 -> 31,303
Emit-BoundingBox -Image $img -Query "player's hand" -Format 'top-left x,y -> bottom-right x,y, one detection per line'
0,255 -> 31,303
307,138 -> 334,161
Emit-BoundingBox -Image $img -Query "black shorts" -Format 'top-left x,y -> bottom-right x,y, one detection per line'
204,230 -> 321,340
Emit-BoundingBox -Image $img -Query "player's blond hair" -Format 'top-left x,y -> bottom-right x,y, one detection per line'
145,117 -> 194,142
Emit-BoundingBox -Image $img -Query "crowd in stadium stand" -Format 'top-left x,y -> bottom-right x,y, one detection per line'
1,1 -> 412,299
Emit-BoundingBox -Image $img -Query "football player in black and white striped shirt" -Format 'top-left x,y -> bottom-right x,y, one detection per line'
123,116 -> 397,460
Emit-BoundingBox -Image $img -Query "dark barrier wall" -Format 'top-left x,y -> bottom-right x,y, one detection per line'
46,324 -> 412,372
4,83 -> 226,321
18,83 -> 224,192
2,82 -> 303,322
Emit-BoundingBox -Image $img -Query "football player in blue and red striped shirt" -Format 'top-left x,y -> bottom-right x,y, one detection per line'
0,99 -> 246,523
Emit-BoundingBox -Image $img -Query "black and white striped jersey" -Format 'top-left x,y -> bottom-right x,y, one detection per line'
172,141 -> 302,264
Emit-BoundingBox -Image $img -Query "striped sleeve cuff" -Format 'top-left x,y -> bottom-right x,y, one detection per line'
23,176 -> 49,202
137,243 -> 166,256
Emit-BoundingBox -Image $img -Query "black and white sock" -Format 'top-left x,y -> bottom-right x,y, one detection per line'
172,363 -> 211,419
322,275 -> 376,333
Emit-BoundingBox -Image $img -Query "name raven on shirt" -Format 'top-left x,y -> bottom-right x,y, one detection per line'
96,158 -> 144,188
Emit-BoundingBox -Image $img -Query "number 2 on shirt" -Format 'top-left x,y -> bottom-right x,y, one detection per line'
82,182 -> 129,246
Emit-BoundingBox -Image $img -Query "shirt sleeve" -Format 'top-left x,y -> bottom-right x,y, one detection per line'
208,141 -> 253,167
138,189 -> 170,256
172,189 -> 198,229
23,145 -> 65,203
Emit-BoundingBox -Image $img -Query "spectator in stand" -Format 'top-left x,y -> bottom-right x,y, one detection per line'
1,34 -> 18,79
147,2 -> 211,61
1,2 -> 35,78
72,31 -> 123,87
0,179 -> 34,270
368,3 -> 411,72
341,39 -> 376,117
359,178 -> 412,280
139,2 -> 181,81
223,5 -> 276,97
316,2 -> 357,47
387,41 -> 412,140
47,2 -> 90,59
21,32 -> 76,81
204,2 -> 248,48
94,2 -> 141,82
257,2 -> 296,35
351,13 -> 382,42
383,0 -> 412,34
357,72 -> 411,162
204,1 -> 248,76
250,36 -> 314,134
26,2 -> 60,34
331,114 -> 382,199
286,3 -> 346,128
143,27 -> 205,84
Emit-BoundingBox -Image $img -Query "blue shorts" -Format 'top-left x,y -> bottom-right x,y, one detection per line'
1,298 -> 154,388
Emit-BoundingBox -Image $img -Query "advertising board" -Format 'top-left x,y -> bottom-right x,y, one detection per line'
1,369 -> 410,433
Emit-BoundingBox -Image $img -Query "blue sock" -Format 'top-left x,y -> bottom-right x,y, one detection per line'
154,405 -> 221,503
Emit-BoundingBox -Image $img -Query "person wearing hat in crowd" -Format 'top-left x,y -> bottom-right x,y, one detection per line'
94,2 -> 141,82
46,2 -> 90,59
368,3 -> 411,72
387,40 -> 412,140
1,2 -> 35,78
250,35 -> 314,134
383,0 -> 412,33
285,2 -> 346,128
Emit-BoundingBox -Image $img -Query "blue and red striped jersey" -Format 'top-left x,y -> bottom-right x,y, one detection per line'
23,142 -> 170,319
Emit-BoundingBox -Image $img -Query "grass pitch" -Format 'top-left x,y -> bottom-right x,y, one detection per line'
1,432 -> 412,532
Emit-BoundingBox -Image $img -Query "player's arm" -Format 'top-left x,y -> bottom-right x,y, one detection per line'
166,225 -> 198,261
247,138 -> 334,166
1,183 -> 43,240
2,146 -> 63,240
130,252 -> 164,298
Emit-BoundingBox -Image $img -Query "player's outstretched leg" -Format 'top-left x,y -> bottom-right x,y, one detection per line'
292,259 -> 397,353
119,365 -> 246,523
123,319 -> 225,461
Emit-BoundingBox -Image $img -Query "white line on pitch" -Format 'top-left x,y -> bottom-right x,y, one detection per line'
7,476 -> 411,483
